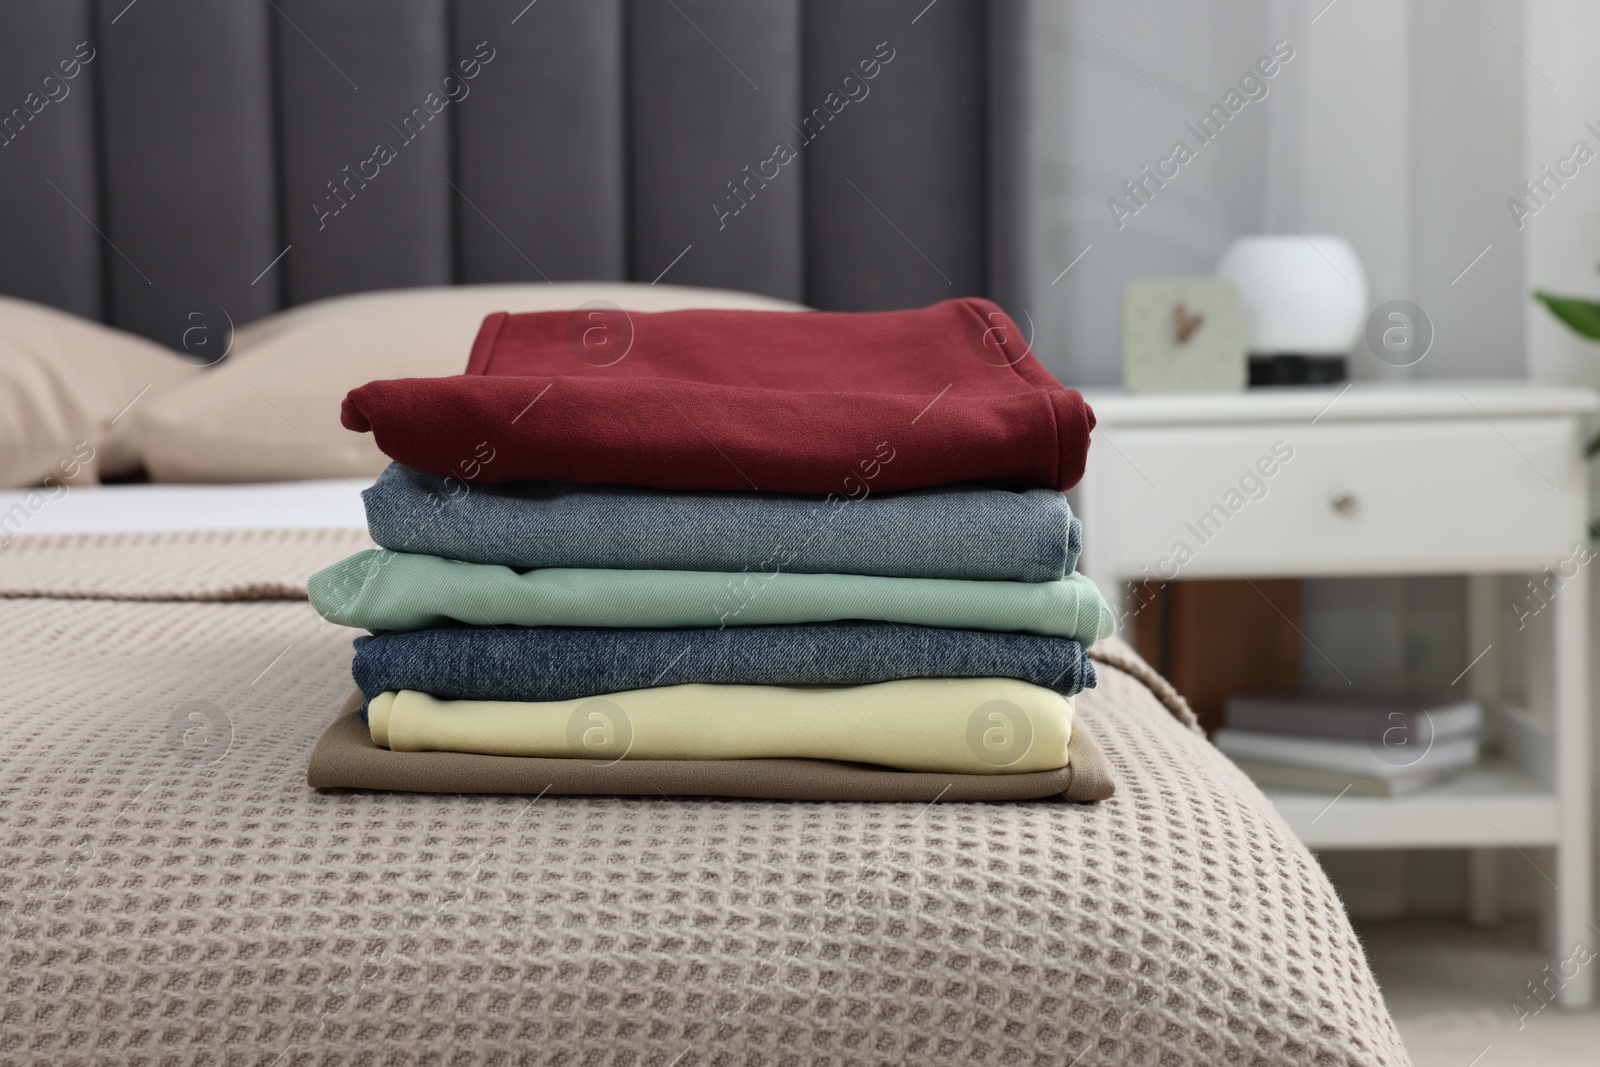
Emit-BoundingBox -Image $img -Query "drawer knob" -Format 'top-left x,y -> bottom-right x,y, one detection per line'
1329,489 -> 1358,515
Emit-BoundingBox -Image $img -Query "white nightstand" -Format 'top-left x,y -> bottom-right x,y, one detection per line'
1073,380 -> 1599,1006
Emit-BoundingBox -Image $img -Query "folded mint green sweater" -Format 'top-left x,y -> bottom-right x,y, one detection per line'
309,550 -> 1116,643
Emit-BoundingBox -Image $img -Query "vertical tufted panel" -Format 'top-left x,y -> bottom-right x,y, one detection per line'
0,1 -> 100,320
454,0 -> 627,284
987,0 -> 1032,315
803,0 -> 987,310
0,1 -> 1022,338
628,0 -> 803,300
277,0 -> 454,305
95,0 -> 279,348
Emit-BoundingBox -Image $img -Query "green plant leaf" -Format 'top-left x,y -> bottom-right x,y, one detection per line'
1535,290 -> 1600,341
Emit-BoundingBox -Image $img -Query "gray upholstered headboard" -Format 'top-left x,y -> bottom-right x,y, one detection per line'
0,0 -> 1029,351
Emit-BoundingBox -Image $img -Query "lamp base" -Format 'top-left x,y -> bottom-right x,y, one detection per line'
1248,354 -> 1347,387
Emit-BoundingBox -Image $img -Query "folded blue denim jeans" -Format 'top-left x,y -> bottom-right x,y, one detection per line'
363,463 -> 1080,581
351,622 -> 1097,705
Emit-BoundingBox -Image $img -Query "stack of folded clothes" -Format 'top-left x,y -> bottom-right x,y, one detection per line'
306,297 -> 1116,803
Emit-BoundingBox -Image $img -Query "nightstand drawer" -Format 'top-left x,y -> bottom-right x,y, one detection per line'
1083,418 -> 1588,578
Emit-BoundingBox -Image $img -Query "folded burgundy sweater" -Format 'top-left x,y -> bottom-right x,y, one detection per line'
341,297 -> 1095,494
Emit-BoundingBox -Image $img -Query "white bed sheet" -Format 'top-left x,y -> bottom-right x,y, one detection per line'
0,479 -> 373,535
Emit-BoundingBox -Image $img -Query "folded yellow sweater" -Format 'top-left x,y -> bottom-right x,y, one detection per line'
369,678 -> 1074,775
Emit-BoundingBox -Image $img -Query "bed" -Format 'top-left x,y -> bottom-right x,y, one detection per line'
1,3 -> 1407,1063
0,484 -> 1406,1065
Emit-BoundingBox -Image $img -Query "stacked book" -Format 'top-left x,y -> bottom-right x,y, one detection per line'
1214,693 -> 1483,795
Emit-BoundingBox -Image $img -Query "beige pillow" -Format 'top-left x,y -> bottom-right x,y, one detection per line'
0,295 -> 202,487
134,283 -> 807,483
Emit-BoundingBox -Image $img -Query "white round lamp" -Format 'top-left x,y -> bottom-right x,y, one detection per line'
1216,235 -> 1368,385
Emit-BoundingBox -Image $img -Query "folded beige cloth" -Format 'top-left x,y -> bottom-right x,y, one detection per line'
369,677 -> 1075,775
310,692 -> 1115,802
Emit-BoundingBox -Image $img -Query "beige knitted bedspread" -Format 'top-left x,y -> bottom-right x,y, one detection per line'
0,530 -> 1409,1066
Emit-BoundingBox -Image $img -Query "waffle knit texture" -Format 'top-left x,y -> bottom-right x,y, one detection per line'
0,530 -> 1409,1066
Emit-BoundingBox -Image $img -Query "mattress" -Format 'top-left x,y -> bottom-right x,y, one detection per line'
0,520 -> 1410,1066
0,477 -> 372,535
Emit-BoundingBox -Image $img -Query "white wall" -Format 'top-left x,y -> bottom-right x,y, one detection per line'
1525,0 -> 1600,388
1028,0 -> 1548,920
1414,0 -> 1527,380
1027,0 -> 1526,386
1263,0 -> 1412,383
1028,0 -> 1273,387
